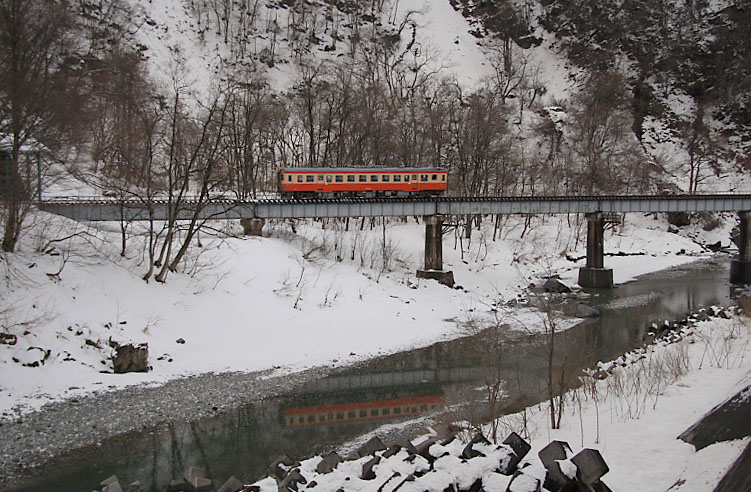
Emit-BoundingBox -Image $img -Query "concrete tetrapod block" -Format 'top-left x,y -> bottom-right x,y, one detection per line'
361,455 -> 381,480
316,451 -> 342,474
217,476 -> 245,492
279,469 -> 306,492
570,449 -> 609,485
269,454 -> 297,479
499,432 -> 532,474
101,481 -> 124,492
415,438 -> 437,461
538,441 -> 577,491
189,476 -> 212,492
462,433 -> 491,459
357,436 -> 386,457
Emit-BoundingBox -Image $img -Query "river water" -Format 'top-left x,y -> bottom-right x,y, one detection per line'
8,258 -> 735,491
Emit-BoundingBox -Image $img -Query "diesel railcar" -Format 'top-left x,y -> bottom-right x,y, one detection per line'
279,167 -> 448,198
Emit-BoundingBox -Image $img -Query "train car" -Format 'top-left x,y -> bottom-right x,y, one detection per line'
279,167 -> 448,198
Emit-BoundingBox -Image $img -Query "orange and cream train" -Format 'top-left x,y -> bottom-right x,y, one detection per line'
279,167 -> 448,199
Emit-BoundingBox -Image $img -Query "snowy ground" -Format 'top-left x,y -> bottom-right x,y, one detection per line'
0,206 -> 734,419
287,315 -> 750,492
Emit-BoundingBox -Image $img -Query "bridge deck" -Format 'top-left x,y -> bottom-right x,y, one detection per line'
38,194 -> 751,221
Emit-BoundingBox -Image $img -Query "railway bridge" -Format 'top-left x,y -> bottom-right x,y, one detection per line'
39,194 -> 751,288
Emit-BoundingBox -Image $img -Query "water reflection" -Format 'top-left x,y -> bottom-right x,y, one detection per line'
7,259 -> 731,492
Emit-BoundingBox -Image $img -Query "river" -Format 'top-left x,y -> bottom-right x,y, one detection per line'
6,257 -> 734,491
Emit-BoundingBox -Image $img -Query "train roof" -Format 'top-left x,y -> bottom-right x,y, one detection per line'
280,167 -> 447,173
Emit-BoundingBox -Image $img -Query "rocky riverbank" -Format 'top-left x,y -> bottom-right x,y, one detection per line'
0,365 -> 337,487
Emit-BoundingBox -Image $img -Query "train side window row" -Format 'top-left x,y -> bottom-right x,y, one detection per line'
286,173 -> 445,184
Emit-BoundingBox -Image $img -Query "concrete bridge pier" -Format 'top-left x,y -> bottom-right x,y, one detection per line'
241,218 -> 265,236
417,215 -> 454,287
730,211 -> 751,284
578,212 -> 613,289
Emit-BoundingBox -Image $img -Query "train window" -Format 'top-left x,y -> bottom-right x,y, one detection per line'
336,412 -> 344,420
382,175 -> 390,182
360,409 -> 367,417
394,175 -> 401,182
289,417 -> 294,425
394,407 -> 401,414
328,412 -> 334,421
297,176 -> 303,183
298,416 -> 304,424
441,175 -> 446,181
411,407 -> 417,413
421,175 -> 428,182
308,415 -> 315,423
420,404 -> 428,411
348,411 -> 356,418
432,174 -> 437,181
306,175 -> 315,183
317,175 -> 324,181
371,409 -> 379,416
404,175 -> 409,182
326,175 -> 333,182
335,175 -> 343,183
287,176 -> 292,182
382,407 -> 390,415
347,175 -> 355,182
370,175 -> 379,182
319,415 -> 325,422
359,175 -> 367,182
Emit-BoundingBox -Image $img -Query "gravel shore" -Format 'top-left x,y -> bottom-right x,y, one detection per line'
0,365 -> 337,486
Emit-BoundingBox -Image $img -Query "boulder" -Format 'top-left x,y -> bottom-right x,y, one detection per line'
543,278 -> 572,294
112,343 -> 149,373
575,304 -> 600,318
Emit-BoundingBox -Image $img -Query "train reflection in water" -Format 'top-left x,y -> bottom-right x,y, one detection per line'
283,394 -> 444,428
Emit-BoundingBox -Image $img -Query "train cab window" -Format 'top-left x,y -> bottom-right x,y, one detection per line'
335,175 -> 343,183
441,175 -> 446,181
297,175 -> 303,183
382,175 -> 390,182
326,175 -> 333,182
347,175 -> 355,182
394,407 -> 401,414
432,174 -> 437,181
360,409 -> 368,417
370,175 -> 379,182
421,175 -> 428,182
348,411 -> 356,419
394,175 -> 401,182
371,409 -> 379,416
359,175 -> 367,182
306,175 -> 315,183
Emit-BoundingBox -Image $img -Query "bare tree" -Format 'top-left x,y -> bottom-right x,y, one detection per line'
0,0 -> 84,252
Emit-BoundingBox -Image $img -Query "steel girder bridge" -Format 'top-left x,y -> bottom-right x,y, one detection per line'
38,194 -> 751,288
